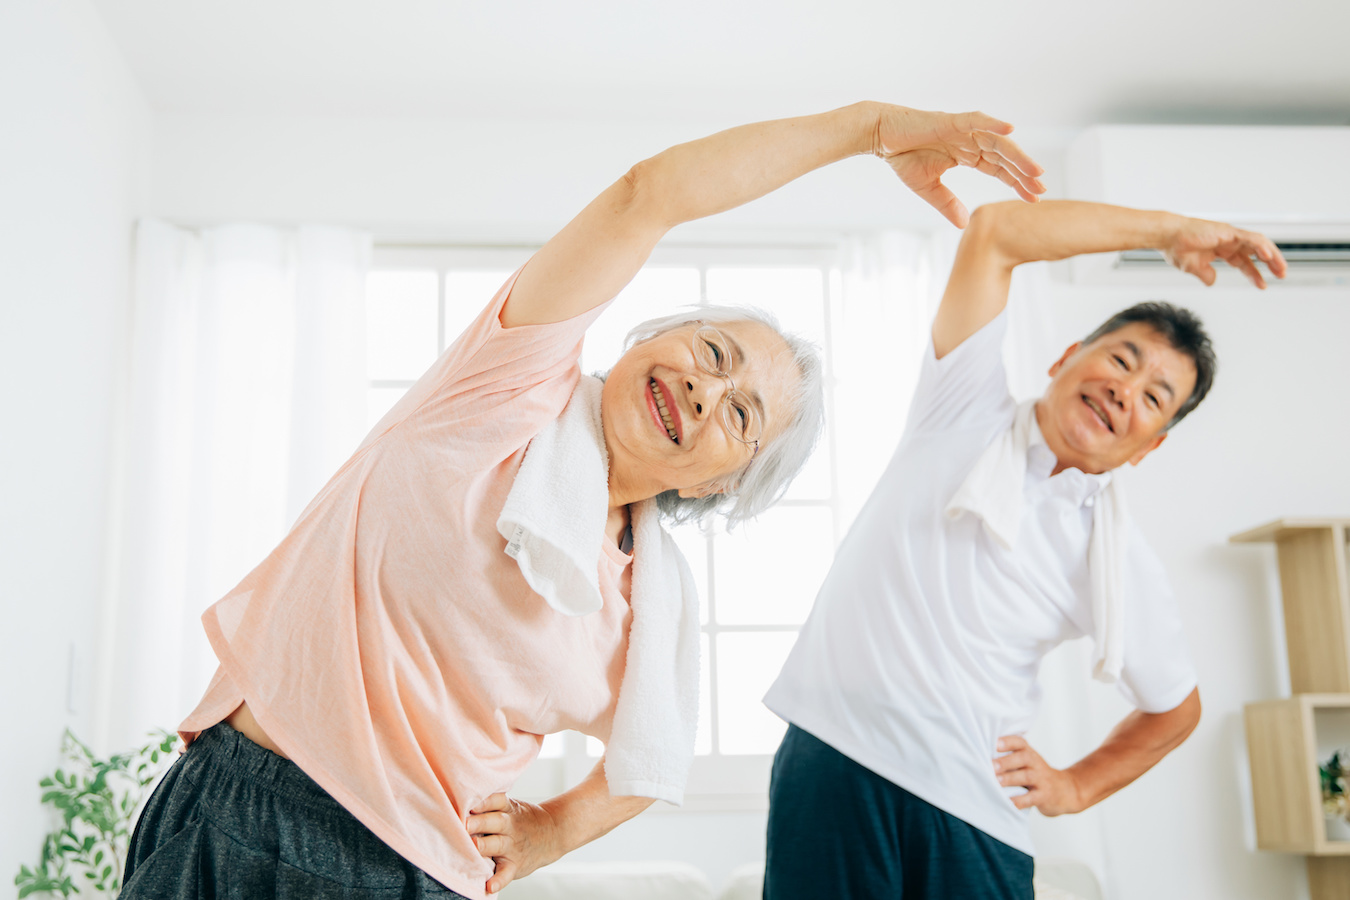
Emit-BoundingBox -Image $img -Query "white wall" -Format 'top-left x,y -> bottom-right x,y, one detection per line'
149,112 -> 1075,240
0,0 -> 150,892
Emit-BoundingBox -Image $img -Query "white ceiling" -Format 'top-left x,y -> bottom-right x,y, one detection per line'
94,0 -> 1350,126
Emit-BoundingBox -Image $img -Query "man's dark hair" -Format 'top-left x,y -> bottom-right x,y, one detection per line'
1083,301 -> 1216,429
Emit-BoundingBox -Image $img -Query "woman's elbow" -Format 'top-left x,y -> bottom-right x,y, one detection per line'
617,157 -> 678,229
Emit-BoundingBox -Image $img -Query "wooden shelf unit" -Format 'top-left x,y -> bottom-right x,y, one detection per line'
1231,518 -> 1350,694
1244,695 -> 1350,855
1233,518 -> 1350,900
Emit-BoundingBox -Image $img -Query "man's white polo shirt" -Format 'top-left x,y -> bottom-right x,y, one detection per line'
764,312 -> 1197,854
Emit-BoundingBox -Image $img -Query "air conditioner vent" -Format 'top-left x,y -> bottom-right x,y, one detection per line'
1116,241 -> 1350,270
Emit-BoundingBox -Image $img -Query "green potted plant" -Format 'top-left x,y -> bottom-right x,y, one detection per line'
1321,748 -> 1350,842
14,729 -> 177,898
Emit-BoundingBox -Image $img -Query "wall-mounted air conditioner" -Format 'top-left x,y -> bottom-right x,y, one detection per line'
1065,126 -> 1350,286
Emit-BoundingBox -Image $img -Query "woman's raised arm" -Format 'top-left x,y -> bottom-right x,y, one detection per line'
501,101 -> 1046,328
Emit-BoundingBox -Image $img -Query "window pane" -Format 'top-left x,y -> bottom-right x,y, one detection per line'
782,436 -> 832,501
716,632 -> 797,755
586,735 -> 605,757
366,271 -> 438,380
366,386 -> 410,431
667,520 -> 710,627
444,270 -> 513,350
582,267 -> 700,373
713,506 -> 833,625
697,632 -> 712,755
539,732 -> 565,759
706,267 -> 826,349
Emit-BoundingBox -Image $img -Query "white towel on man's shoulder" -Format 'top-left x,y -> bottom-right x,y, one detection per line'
945,399 -> 1128,683
496,375 -> 700,804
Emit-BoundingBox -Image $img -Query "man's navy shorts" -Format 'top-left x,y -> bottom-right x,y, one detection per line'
764,724 -> 1034,900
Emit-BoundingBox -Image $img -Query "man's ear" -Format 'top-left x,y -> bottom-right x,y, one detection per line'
1048,341 -> 1082,377
1128,432 -> 1167,467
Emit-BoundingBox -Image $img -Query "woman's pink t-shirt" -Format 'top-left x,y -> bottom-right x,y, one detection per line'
180,271 -> 632,899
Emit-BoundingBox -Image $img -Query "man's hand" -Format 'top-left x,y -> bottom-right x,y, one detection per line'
1162,217 -> 1288,288
467,792 -> 562,894
874,107 -> 1047,228
993,735 -> 1084,817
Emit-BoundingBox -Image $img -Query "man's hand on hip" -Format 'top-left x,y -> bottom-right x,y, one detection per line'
993,735 -> 1084,816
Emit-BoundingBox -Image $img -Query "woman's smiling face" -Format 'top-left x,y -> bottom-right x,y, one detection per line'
601,319 -> 799,503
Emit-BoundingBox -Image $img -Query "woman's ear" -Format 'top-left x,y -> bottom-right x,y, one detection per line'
677,482 -> 725,500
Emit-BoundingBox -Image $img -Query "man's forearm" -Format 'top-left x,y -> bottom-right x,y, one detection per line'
540,759 -> 655,858
1066,687 -> 1201,811
974,199 -> 1185,269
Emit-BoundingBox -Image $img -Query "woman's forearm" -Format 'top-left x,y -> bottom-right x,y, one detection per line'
539,759 -> 655,857
635,102 -> 880,228
505,102 -> 1042,327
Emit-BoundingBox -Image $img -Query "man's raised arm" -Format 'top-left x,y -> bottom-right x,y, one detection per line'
932,200 -> 1287,358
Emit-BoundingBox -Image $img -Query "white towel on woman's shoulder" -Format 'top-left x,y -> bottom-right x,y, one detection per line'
945,399 -> 1129,683
496,375 -> 700,804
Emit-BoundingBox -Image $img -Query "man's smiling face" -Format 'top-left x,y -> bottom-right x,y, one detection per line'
1036,322 -> 1199,475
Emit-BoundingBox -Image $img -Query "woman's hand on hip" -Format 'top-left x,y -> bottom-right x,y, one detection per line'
468,792 -> 562,894
873,105 -> 1047,228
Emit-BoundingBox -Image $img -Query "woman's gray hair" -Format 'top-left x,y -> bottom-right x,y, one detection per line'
617,305 -> 825,528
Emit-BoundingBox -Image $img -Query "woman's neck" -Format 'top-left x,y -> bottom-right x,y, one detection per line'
605,503 -> 631,549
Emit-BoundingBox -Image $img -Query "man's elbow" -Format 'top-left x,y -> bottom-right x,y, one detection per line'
962,203 -> 1020,267
1174,686 -> 1202,744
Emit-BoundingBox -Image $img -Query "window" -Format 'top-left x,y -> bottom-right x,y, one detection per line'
364,244 -> 843,809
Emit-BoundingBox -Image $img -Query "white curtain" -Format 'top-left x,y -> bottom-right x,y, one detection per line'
98,221 -> 370,752
832,231 -> 937,526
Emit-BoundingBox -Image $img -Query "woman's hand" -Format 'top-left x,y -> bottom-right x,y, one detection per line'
1161,216 -> 1287,288
467,792 -> 563,894
993,735 -> 1084,817
873,106 -> 1047,228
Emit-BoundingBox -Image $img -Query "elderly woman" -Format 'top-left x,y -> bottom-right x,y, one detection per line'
122,100 -> 1044,900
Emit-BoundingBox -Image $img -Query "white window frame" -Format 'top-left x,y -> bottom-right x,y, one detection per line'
367,241 -> 844,812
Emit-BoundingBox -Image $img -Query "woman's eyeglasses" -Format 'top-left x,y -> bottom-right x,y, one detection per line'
691,324 -> 761,458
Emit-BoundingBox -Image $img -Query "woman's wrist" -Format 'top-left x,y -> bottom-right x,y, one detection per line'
847,100 -> 887,158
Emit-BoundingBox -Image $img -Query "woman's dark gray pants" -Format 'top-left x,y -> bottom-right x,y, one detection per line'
123,722 -> 468,900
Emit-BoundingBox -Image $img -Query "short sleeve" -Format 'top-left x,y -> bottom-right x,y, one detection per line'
1113,525 -> 1198,713
903,312 -> 1016,440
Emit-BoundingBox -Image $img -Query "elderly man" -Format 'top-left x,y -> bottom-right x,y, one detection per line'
762,200 -> 1286,900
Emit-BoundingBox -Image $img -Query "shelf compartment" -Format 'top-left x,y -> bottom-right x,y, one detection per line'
1245,694 -> 1350,855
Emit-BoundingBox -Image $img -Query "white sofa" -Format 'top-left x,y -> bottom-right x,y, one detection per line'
500,857 -> 1103,900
